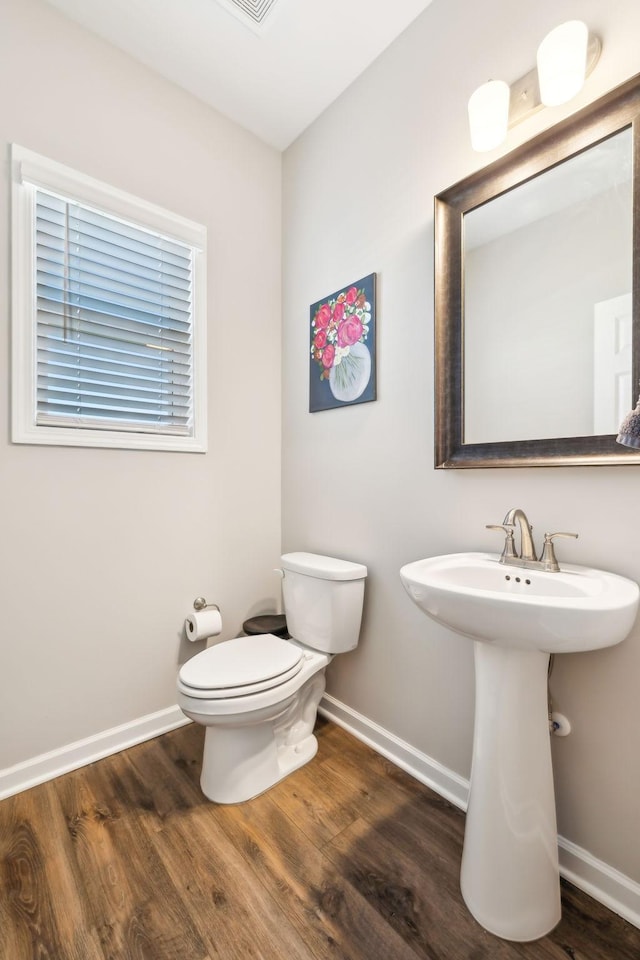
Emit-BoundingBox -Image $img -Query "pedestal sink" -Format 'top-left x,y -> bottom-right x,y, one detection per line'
400,552 -> 639,942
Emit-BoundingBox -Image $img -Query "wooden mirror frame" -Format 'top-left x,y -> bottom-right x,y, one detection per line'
434,73 -> 640,468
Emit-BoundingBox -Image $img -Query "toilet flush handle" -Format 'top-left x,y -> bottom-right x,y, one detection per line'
274,568 -> 285,579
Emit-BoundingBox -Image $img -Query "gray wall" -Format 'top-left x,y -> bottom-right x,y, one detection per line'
282,0 -> 640,885
0,0 -> 282,768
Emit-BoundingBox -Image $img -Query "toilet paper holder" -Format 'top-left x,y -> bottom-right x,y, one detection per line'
193,597 -> 220,613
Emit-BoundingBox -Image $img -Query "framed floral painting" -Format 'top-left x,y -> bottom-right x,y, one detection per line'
309,273 -> 377,412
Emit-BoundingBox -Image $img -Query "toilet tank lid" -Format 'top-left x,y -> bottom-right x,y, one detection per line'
281,552 -> 367,581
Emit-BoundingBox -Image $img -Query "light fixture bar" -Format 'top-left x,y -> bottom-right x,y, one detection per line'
468,26 -> 601,152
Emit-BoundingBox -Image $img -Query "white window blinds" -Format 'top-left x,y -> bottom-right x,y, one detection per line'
12,144 -> 207,452
35,190 -> 194,436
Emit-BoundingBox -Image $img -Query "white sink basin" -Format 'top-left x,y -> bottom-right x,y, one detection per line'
400,551 -> 639,653
400,550 -> 639,941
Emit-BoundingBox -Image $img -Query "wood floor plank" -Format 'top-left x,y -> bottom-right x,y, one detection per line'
553,879 -> 640,960
158,721 -> 205,792
125,732 -> 318,960
325,813 -> 511,960
321,751 -> 467,864
112,730 -> 209,829
267,756 -> 364,848
152,806 -> 318,960
316,719 -> 453,822
54,754 -> 210,960
0,781 -> 105,960
213,789 -> 423,960
327,806 -> 589,960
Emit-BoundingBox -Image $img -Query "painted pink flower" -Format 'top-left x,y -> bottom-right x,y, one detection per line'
337,316 -> 364,347
322,344 -> 335,368
315,303 -> 331,328
332,301 -> 345,323
311,282 -> 371,381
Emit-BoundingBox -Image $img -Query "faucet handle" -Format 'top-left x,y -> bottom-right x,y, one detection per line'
486,523 -> 517,560
540,531 -> 579,572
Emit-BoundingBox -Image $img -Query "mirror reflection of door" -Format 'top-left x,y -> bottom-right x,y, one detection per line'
593,293 -> 633,434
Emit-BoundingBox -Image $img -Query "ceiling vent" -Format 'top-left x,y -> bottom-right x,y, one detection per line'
214,0 -> 280,33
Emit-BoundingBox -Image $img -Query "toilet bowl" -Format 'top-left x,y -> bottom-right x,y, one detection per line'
177,552 -> 367,803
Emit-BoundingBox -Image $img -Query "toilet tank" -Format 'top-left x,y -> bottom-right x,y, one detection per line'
280,552 -> 367,653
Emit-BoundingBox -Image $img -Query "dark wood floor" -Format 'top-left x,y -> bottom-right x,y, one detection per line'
1,719 -> 639,960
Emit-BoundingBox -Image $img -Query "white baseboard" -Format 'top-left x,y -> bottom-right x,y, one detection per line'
319,693 -> 640,931
558,836 -> 640,930
0,705 -> 190,801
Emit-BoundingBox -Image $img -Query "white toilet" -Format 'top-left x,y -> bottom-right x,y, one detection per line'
176,551 -> 367,803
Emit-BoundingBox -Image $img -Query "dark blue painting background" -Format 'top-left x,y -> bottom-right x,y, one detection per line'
309,272 -> 376,413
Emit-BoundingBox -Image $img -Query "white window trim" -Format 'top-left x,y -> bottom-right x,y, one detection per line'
11,144 -> 208,452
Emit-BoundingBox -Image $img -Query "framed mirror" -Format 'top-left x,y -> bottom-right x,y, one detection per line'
435,72 -> 640,467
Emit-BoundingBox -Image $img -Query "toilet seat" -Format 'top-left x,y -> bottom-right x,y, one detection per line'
178,634 -> 304,700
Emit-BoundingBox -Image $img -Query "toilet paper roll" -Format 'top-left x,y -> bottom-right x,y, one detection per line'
185,608 -> 222,642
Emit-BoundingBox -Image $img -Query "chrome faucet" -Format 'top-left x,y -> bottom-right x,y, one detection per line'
503,507 -> 537,561
486,507 -> 578,572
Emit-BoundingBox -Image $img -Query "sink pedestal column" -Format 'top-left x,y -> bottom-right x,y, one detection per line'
461,642 -> 561,942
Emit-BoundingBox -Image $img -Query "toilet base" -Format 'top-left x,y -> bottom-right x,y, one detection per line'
201,730 -> 319,804
196,671 -> 326,803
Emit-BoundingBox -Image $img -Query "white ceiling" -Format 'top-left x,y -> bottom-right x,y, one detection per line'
43,0 -> 435,149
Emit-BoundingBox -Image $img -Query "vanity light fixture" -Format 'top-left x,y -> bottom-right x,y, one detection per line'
616,392 -> 640,449
468,20 -> 601,152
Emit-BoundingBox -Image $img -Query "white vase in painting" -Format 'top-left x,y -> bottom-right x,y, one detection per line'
329,341 -> 371,403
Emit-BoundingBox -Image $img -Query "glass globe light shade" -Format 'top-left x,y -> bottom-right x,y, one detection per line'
468,80 -> 510,152
537,21 -> 589,107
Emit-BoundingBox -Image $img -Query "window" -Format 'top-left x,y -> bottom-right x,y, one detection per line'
11,145 -> 207,451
